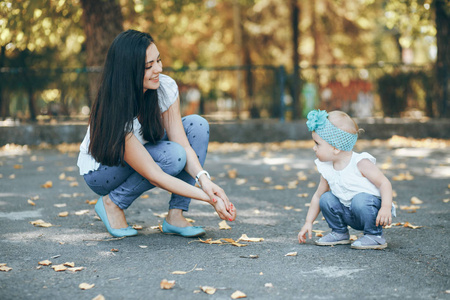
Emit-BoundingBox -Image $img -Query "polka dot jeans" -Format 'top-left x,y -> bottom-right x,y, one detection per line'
83,115 -> 209,211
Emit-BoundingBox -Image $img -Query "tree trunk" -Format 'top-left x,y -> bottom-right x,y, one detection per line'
291,0 -> 301,119
0,45 -> 9,119
80,0 -> 123,106
434,0 -> 449,117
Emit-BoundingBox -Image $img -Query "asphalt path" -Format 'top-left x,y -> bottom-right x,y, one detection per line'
0,139 -> 449,299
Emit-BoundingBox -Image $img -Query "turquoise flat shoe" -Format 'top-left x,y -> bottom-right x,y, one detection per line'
94,196 -> 137,238
162,219 -> 206,237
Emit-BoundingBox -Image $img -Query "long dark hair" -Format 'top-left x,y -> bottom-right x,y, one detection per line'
88,29 -> 164,166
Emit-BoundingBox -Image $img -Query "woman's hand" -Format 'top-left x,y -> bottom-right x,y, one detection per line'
199,177 -> 232,212
211,195 -> 236,221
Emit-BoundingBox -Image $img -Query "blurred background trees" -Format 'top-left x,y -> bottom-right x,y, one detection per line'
0,0 -> 448,122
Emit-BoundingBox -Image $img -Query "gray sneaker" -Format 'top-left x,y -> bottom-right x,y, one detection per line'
315,231 -> 351,246
351,234 -> 387,250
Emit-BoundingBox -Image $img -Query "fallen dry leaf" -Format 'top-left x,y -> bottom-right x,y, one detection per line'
274,185 -> 285,190
160,279 -> 175,290
27,199 -> 36,206
263,177 -> 272,184
236,178 -> 247,185
410,196 -> 423,204
154,212 -> 168,218
284,206 -> 294,210
139,245 -> 148,248
30,219 -> 53,227
265,283 -> 274,288
59,173 -> 66,180
403,222 -> 422,229
70,182 -> 79,187
0,264 -> 12,272
67,267 -> 84,273
307,182 -> 316,188
79,283 -> 95,290
13,164 -> 23,169
38,260 -> 52,266
58,211 -> 69,217
63,262 -> 75,267
54,203 -> 67,208
140,194 -> 150,199
171,264 -> 197,275
285,252 -> 298,256
444,199 -> 450,203
237,234 -> 264,242
86,199 -> 97,205
231,290 -> 247,299
200,286 -> 216,295
111,249 -> 119,252
231,242 -> 248,247
52,264 -> 67,272
249,186 -> 260,191
75,209 -> 89,215
41,181 -> 53,188
92,295 -> 105,300
392,172 -> 414,181
297,193 -> 309,198
228,169 -> 238,179
219,220 -> 232,230
132,224 -> 143,230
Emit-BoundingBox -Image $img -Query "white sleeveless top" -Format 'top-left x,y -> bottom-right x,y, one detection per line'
77,74 -> 178,175
315,152 -> 381,207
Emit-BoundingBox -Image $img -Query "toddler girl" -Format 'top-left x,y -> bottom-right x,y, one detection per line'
298,110 -> 395,249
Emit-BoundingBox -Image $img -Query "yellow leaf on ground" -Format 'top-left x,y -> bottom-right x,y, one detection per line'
410,196 -> 423,204
70,182 -> 79,187
399,205 -> 421,211
274,185 -> 285,190
250,186 -> 260,190
75,209 -> 89,215
185,218 -> 195,223
38,260 -> 52,266
79,283 -> 95,290
403,222 -> 422,229
13,164 -> 23,169
59,173 -> 66,180
444,199 -> 450,203
92,295 -> 105,300
140,194 -> 150,199
231,242 -> 248,247
237,234 -> 264,242
54,203 -> 67,208
63,262 -> 75,267
41,181 -> 53,188
297,193 -> 309,198
200,286 -> 216,295
263,177 -> 272,184
285,252 -> 297,256
284,206 -> 294,210
0,265 -> 12,272
153,212 -> 168,218
219,220 -> 232,230
228,169 -> 238,179
132,224 -> 143,230
221,238 -> 235,243
87,199 -> 97,205
58,211 -> 69,217
52,264 -> 67,272
200,238 -> 223,244
28,199 -> 36,206
171,271 -> 187,275
307,182 -> 316,188
231,290 -> 247,299
30,220 -> 52,227
236,178 -> 247,185
160,279 -> 175,289
67,267 -> 84,272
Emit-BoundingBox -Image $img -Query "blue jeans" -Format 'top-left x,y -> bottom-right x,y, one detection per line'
83,115 -> 209,211
319,191 -> 384,236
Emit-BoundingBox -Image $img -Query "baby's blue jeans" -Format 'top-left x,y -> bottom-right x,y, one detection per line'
319,191 -> 385,236
83,115 -> 209,211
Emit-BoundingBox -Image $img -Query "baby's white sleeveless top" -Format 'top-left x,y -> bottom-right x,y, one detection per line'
77,74 -> 178,175
315,152 -> 381,207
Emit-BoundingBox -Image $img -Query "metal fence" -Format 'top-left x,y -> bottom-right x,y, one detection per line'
0,63 -> 434,123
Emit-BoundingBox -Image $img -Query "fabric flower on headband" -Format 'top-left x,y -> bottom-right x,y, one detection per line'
306,109 -> 328,132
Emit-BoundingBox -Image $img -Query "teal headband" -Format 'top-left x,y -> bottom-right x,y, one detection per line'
306,109 -> 357,151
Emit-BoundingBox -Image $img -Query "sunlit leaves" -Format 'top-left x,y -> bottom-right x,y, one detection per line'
160,279 -> 175,290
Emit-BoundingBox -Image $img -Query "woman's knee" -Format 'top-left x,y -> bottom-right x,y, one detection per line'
153,141 -> 187,175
